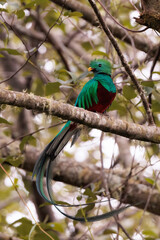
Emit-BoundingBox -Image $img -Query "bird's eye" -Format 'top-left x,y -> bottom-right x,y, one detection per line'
98,64 -> 102,67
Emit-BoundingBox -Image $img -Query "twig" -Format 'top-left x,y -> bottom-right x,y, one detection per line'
99,132 -> 106,186
148,45 -> 160,107
117,222 -> 133,240
0,122 -> 65,150
97,0 -> 148,33
0,54 -> 33,85
30,11 -> 71,71
1,12 -> 51,83
138,172 -> 160,227
88,0 -> 154,126
0,5 -> 65,85
51,0 -> 158,57
149,45 -> 160,80
2,143 -> 160,217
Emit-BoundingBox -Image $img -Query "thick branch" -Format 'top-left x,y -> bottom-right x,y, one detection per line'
135,0 -> 160,32
1,136 -> 160,217
52,161 -> 160,216
0,88 -> 159,143
13,145 -> 160,217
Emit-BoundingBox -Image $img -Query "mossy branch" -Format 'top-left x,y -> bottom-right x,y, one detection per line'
0,88 -> 159,143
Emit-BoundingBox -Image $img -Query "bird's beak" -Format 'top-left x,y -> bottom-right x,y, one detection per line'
88,67 -> 94,72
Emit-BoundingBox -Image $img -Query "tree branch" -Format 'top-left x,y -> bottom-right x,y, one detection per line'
2,141 -> 160,217
135,0 -> 160,33
0,88 -> 159,143
32,159 -> 160,217
51,0 -> 159,58
30,11 -> 71,71
88,0 -> 154,126
1,133 -> 160,217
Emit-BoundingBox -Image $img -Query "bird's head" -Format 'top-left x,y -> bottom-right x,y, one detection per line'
88,59 -> 111,76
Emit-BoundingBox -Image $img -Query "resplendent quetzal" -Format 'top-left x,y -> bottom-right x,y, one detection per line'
32,59 -> 129,222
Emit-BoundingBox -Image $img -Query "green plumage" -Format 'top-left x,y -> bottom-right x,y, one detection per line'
90,59 -> 112,75
32,59 -> 128,222
75,74 -> 116,109
75,79 -> 99,109
75,59 -> 116,110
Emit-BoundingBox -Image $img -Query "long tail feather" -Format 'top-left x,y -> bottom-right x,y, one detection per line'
45,157 -> 130,222
32,121 -> 77,200
33,121 -> 129,222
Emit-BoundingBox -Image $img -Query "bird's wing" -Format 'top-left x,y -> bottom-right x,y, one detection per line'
75,79 -> 98,110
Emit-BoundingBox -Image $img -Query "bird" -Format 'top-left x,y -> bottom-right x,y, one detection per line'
32,59 -> 129,222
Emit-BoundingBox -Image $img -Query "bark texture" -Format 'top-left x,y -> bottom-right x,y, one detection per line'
0,88 -> 159,143
135,0 -> 160,32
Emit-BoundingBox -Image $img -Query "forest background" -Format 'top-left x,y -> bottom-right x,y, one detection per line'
0,0 -> 160,239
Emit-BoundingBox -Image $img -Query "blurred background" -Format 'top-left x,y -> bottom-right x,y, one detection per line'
0,0 -> 160,239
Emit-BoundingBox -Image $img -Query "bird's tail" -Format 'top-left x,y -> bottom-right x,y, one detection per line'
32,121 -> 129,222
32,120 -> 80,199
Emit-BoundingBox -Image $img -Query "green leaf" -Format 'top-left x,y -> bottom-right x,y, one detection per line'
141,80 -> 154,88
54,200 -> 70,205
19,136 -> 36,151
75,204 -> 95,219
0,8 -> 8,13
6,155 -> 23,167
10,217 -> 33,236
0,48 -> 21,55
152,101 -> 160,112
39,202 -> 52,208
123,85 -> 137,100
31,223 -> 59,240
51,222 -> 65,233
77,195 -> 82,201
92,50 -> 109,57
14,178 -> 18,186
103,229 -> 117,235
64,11 -> 83,17
152,71 -> 160,75
83,188 -> 97,199
25,1 -> 36,8
142,229 -> 158,238
44,9 -> 62,28
82,41 -> 92,50
35,0 -> 50,8
16,9 -> 25,19
145,177 -> 154,185
0,117 -> 12,125
56,69 -> 77,81
45,82 -> 60,96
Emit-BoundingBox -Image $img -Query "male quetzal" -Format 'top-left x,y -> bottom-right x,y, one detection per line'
33,59 -> 128,222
